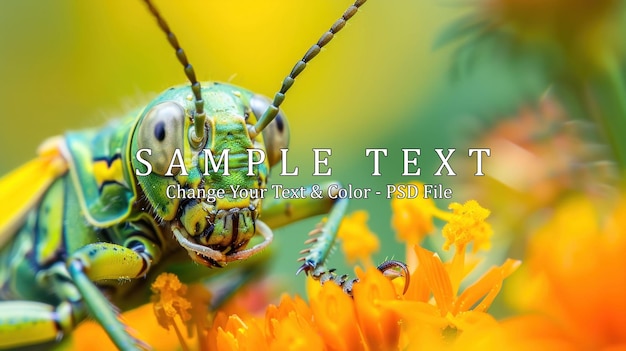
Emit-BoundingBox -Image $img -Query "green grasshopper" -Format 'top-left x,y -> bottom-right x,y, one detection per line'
0,0 -> 408,350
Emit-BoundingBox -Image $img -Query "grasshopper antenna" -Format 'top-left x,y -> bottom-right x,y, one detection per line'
143,0 -> 206,147
248,0 -> 367,139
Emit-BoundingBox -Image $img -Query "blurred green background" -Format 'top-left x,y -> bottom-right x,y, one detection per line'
0,0 -> 539,296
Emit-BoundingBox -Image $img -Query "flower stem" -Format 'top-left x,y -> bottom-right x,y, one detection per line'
171,320 -> 190,351
449,245 -> 466,295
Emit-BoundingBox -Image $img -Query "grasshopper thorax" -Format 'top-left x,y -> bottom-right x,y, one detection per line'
130,82 -> 288,267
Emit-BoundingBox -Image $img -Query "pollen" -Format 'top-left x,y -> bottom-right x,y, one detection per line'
442,200 -> 493,253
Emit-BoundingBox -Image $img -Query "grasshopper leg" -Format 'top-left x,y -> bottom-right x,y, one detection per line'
66,241 -> 159,351
305,259 -> 410,296
261,182 -> 347,274
261,182 -> 410,294
0,261 -> 87,349
0,300 -> 79,349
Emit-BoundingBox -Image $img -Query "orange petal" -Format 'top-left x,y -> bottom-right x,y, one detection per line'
310,282 -> 363,351
206,311 -> 231,351
217,315 -> 267,351
453,259 -> 521,314
403,262 -> 430,303
265,295 -> 313,344
353,267 -> 401,351
414,246 -> 454,315
379,300 -> 445,328
267,312 -> 324,351
241,319 -> 267,351
217,327 -> 240,351
500,315 -> 577,351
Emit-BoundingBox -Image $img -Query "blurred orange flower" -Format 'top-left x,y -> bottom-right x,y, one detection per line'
391,182 -> 450,244
505,195 -> 626,350
337,211 -> 379,267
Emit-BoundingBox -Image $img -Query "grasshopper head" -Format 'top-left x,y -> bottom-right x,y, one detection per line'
138,0 -> 367,267
130,83 -> 288,267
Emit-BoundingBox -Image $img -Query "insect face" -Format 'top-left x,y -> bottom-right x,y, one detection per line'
130,83 -> 288,267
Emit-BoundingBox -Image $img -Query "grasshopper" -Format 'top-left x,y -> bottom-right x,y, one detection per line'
0,0 -> 407,349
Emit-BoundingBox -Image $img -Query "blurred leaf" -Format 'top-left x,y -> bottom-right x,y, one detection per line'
433,14 -> 490,50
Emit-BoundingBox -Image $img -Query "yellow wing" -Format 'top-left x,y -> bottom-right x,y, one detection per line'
0,137 -> 68,248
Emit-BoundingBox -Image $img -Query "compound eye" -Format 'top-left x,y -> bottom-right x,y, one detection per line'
250,94 -> 290,166
136,102 -> 186,175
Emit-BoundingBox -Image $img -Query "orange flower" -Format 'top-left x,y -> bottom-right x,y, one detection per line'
381,199 -> 519,350
151,273 -> 194,350
381,246 -> 519,345
337,211 -> 379,267
505,195 -> 626,349
151,273 -> 192,330
391,182 -> 449,245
